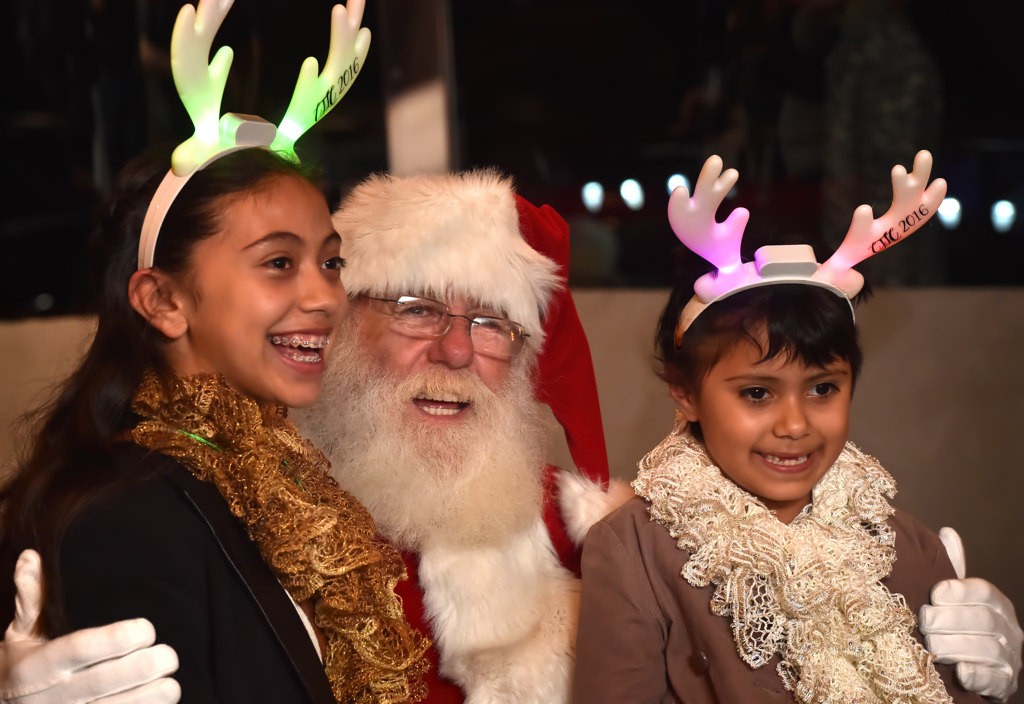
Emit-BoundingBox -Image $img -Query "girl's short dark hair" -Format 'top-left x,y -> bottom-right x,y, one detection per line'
655,283 -> 864,406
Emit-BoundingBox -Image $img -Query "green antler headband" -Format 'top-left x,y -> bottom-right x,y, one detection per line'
138,0 -> 371,270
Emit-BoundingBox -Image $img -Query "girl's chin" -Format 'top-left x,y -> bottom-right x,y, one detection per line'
256,377 -> 323,410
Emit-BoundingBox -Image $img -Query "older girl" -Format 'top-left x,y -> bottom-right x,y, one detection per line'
0,0 -> 428,701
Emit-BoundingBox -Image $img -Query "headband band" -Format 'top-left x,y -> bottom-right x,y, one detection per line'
668,150 -> 947,344
138,0 -> 371,269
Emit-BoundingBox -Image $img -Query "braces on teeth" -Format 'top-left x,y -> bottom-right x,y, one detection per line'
270,335 -> 330,348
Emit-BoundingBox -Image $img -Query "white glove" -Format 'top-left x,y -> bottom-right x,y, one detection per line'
920,527 -> 1023,702
0,550 -> 180,703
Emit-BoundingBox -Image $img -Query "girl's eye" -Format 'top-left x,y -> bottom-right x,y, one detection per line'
740,386 -> 769,402
810,382 -> 838,397
323,256 -> 346,270
267,257 -> 291,270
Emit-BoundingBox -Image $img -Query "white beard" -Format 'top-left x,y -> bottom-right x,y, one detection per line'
293,317 -> 630,704
293,321 -> 548,552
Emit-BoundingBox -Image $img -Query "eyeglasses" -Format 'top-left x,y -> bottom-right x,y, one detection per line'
362,295 -> 530,360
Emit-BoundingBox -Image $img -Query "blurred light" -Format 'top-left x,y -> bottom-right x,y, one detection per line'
620,179 -> 644,211
937,197 -> 962,229
33,293 -> 55,312
667,173 -> 690,195
991,200 -> 1016,234
582,181 -> 604,213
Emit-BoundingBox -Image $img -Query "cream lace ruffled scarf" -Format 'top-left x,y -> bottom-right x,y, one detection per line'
632,422 -> 952,704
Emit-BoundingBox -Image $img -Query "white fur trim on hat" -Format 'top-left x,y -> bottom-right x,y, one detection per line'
334,169 -> 562,347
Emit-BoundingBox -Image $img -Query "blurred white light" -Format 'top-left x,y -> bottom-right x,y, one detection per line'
33,293 -> 55,312
667,173 -> 690,195
582,181 -> 604,213
620,179 -> 644,211
991,200 -> 1016,234
581,183 -> 602,212
936,197 -> 962,229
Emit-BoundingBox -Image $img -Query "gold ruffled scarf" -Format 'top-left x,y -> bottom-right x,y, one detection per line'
633,422 -> 952,704
129,372 -> 430,703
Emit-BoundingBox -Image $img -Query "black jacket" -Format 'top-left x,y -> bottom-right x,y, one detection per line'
54,444 -> 335,703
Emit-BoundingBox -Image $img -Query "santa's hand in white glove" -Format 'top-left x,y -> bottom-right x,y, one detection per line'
0,550 -> 180,703
920,527 -> 1023,702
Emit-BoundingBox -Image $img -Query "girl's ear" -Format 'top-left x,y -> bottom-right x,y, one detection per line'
128,269 -> 189,339
669,384 -> 700,422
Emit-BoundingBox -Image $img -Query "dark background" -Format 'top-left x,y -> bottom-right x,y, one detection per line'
3,0 -> 1022,318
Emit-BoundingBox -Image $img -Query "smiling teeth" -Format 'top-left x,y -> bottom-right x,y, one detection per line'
415,394 -> 466,404
764,454 -> 809,466
421,407 -> 461,416
270,335 -> 330,349
414,393 -> 468,416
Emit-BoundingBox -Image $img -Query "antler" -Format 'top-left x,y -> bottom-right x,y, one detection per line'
667,155 -> 751,301
167,0 -> 371,171
139,0 -> 370,270
271,0 -> 372,153
816,149 -> 948,296
169,0 -> 236,174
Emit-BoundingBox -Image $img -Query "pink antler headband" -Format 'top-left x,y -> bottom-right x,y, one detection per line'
138,0 -> 371,269
667,150 -> 948,343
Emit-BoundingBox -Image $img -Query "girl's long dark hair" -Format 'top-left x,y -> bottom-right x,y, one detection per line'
0,147 -> 317,634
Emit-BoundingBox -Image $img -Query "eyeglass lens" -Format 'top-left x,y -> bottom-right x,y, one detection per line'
389,297 -> 525,358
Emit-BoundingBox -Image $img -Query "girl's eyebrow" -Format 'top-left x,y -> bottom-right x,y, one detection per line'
242,231 -> 341,250
242,231 -> 301,250
722,373 -> 779,384
722,366 -> 852,384
807,367 -> 851,382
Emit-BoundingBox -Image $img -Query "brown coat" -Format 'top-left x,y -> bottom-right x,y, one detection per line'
572,496 -> 985,704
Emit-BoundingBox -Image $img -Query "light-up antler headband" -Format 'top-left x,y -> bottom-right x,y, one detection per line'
667,150 -> 948,344
138,0 -> 371,269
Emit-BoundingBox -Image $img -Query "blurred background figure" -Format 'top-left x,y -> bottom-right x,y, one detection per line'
88,0 -> 146,196
822,0 -> 945,284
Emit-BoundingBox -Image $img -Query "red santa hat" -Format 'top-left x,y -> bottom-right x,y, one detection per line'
334,169 -> 610,483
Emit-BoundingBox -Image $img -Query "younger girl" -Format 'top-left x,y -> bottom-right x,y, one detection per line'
0,0 -> 429,701
573,151 -> 986,703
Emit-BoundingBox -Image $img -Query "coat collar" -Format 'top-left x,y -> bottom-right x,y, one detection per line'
164,465 -> 336,704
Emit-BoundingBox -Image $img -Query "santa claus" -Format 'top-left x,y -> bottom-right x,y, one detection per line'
292,169 -> 632,702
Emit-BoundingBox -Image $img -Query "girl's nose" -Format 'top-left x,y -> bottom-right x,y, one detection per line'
300,268 -> 347,320
773,396 -> 810,439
